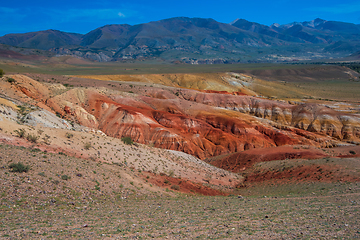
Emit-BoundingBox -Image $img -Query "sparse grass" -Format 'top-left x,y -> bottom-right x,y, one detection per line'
0,144 -> 358,239
84,142 -> 92,150
16,105 -> 36,123
168,169 -> 174,177
26,133 -> 39,143
65,132 -> 73,139
60,175 -> 71,180
1,181 -> 359,239
14,128 -> 26,138
170,185 -> 180,190
42,134 -> 51,145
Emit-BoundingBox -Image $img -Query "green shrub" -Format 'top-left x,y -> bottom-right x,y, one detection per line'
61,175 -> 71,180
6,78 -> 15,83
121,136 -> 134,145
52,180 -> 60,185
168,170 -> 174,177
84,142 -> 92,150
26,133 -> 39,143
171,185 -> 180,190
14,128 -> 26,138
9,162 -> 30,173
65,132 -> 73,139
0,69 -> 3,77
349,150 -> 356,155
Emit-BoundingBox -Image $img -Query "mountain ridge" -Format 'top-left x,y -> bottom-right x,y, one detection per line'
0,17 -> 359,63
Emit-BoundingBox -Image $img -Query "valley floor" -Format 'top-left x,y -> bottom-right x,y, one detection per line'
1,182 -> 359,239
0,65 -> 359,239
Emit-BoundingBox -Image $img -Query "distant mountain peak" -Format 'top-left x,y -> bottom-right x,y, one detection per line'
229,18 -> 240,25
0,17 -> 359,62
301,18 -> 327,28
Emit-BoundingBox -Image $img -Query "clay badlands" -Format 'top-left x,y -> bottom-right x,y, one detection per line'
1,61 -> 360,238
1,65 -> 360,191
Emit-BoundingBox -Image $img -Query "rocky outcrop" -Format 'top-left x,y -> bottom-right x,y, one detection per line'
45,88 -> 343,159
179,89 -> 360,142
205,146 -> 328,172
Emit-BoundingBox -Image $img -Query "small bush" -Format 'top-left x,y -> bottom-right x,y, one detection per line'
84,142 -> 92,150
171,185 -> 180,190
349,150 -> 356,155
164,179 -> 170,184
0,69 -> 3,77
7,77 -> 15,83
42,134 -> 51,145
61,175 -> 71,180
168,170 -> 174,177
26,133 -> 39,143
65,132 -> 73,139
14,128 -> 26,138
121,136 -> 134,145
52,180 -> 60,185
9,162 -> 30,173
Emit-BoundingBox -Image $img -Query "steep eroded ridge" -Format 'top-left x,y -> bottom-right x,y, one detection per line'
2,74 -> 359,161
178,89 -> 360,142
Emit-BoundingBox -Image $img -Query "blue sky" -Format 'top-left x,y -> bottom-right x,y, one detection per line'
1,0 -> 360,36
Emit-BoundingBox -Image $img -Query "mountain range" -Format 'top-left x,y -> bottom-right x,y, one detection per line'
1,17 -> 360,63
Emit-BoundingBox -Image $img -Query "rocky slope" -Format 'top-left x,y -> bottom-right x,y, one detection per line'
2,73 -> 359,163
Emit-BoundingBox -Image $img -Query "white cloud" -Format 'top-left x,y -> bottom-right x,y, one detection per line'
118,12 -> 126,17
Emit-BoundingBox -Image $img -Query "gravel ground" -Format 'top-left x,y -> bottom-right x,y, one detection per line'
1,182 -> 359,239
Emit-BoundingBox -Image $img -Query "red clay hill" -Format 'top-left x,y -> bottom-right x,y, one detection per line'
2,74 -> 359,162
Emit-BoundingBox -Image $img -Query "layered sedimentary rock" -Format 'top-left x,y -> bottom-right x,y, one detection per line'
3,74 -> 360,160
205,146 -> 328,172
178,89 -> 360,142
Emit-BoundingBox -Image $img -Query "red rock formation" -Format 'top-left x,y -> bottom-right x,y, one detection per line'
205,146 -> 328,172
6,74 -> 359,162
178,89 -> 360,142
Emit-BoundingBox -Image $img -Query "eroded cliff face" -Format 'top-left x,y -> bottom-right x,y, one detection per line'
178,89 -> 360,142
3,74 -> 359,160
